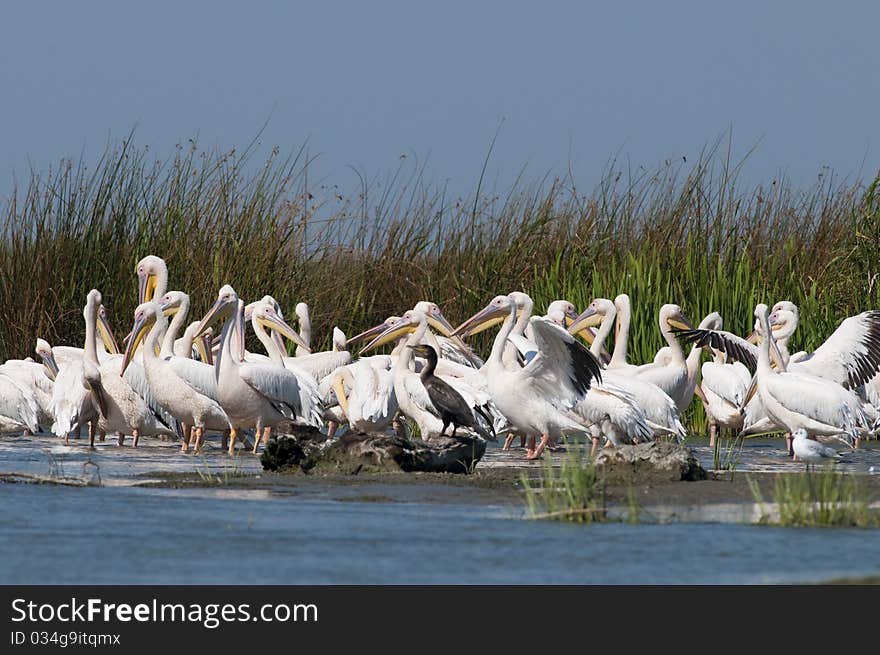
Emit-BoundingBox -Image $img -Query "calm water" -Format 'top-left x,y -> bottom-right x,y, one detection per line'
1,484 -> 879,585
1,434 -> 879,585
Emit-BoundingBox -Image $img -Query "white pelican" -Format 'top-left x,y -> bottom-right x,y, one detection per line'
245,300 -> 351,382
568,300 -> 687,442
544,304 -> 653,453
196,286 -> 322,455
0,359 -> 54,430
360,309 -> 504,441
752,303 -> 870,450
453,294 -> 602,459
0,371 -> 40,435
44,300 -> 120,442
78,290 -> 176,447
248,300 -> 324,451
321,358 -> 397,434
122,302 -> 231,454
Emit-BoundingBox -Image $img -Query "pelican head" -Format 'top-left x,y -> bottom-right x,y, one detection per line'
768,303 -> 798,340
360,310 -> 427,354
157,290 -> 189,318
121,302 -> 164,373
251,301 -> 309,351
35,338 -> 59,378
294,302 -> 308,324
84,289 -> 118,355
754,303 -> 769,320
347,316 -> 401,345
136,255 -> 167,304
567,298 -> 613,336
451,295 -> 514,337
412,301 -> 456,337
195,285 -> 239,337
661,304 -> 695,332
546,300 -> 580,328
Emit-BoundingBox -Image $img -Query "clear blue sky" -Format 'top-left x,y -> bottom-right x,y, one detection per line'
2,1 -> 878,202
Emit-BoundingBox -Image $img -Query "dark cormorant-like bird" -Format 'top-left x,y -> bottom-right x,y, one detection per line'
408,344 -> 495,440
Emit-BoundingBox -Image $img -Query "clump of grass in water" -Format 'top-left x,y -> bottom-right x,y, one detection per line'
712,433 -> 744,472
521,446 -> 606,523
748,469 -> 878,528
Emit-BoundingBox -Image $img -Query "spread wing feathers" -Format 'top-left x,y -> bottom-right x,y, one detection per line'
789,311 -> 880,389
701,361 -> 752,407
238,363 -> 323,427
119,358 -> 180,435
437,335 -> 484,368
520,317 -> 602,408
166,357 -> 219,399
576,384 -> 654,444
766,372 -> 869,439
287,351 -> 352,383
0,373 -> 40,433
672,328 -> 758,371
864,373 -> 880,409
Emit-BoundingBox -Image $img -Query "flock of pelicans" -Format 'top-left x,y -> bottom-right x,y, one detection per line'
1,255 -> 880,466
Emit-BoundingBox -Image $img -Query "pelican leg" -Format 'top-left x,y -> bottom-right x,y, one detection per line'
181,425 -> 192,454
117,431 -> 124,447
590,436 -> 600,457
99,430 -> 105,442
228,428 -> 238,456
525,435 -> 537,458
194,427 -> 205,454
854,436 -> 861,450
784,433 -> 793,456
708,420 -> 718,448
502,433 -> 516,450
526,434 -> 551,460
327,421 -> 338,439
262,426 -> 271,444
75,425 -> 82,440
132,429 -> 140,449
88,422 -> 96,450
221,429 -> 230,451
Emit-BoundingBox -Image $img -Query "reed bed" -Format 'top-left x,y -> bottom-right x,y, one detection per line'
2,135 -> 878,433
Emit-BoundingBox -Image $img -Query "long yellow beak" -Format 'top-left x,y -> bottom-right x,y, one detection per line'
121,315 -> 153,374
195,297 -> 235,338
348,319 -> 397,345
741,375 -> 759,409
360,316 -> 416,355
40,351 -> 60,379
567,306 -> 601,336
427,311 -> 456,337
451,304 -> 508,337
97,308 -> 120,355
256,313 -> 309,352
138,273 -> 158,305
332,375 -> 349,418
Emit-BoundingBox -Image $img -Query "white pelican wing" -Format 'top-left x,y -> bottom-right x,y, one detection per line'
766,372 -> 868,435
790,311 -> 880,389
238,363 -> 323,427
519,317 -> 602,409
701,361 -> 751,407
166,357 -> 219,399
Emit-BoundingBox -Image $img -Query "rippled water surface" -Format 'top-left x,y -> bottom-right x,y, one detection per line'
1,434 -> 879,584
